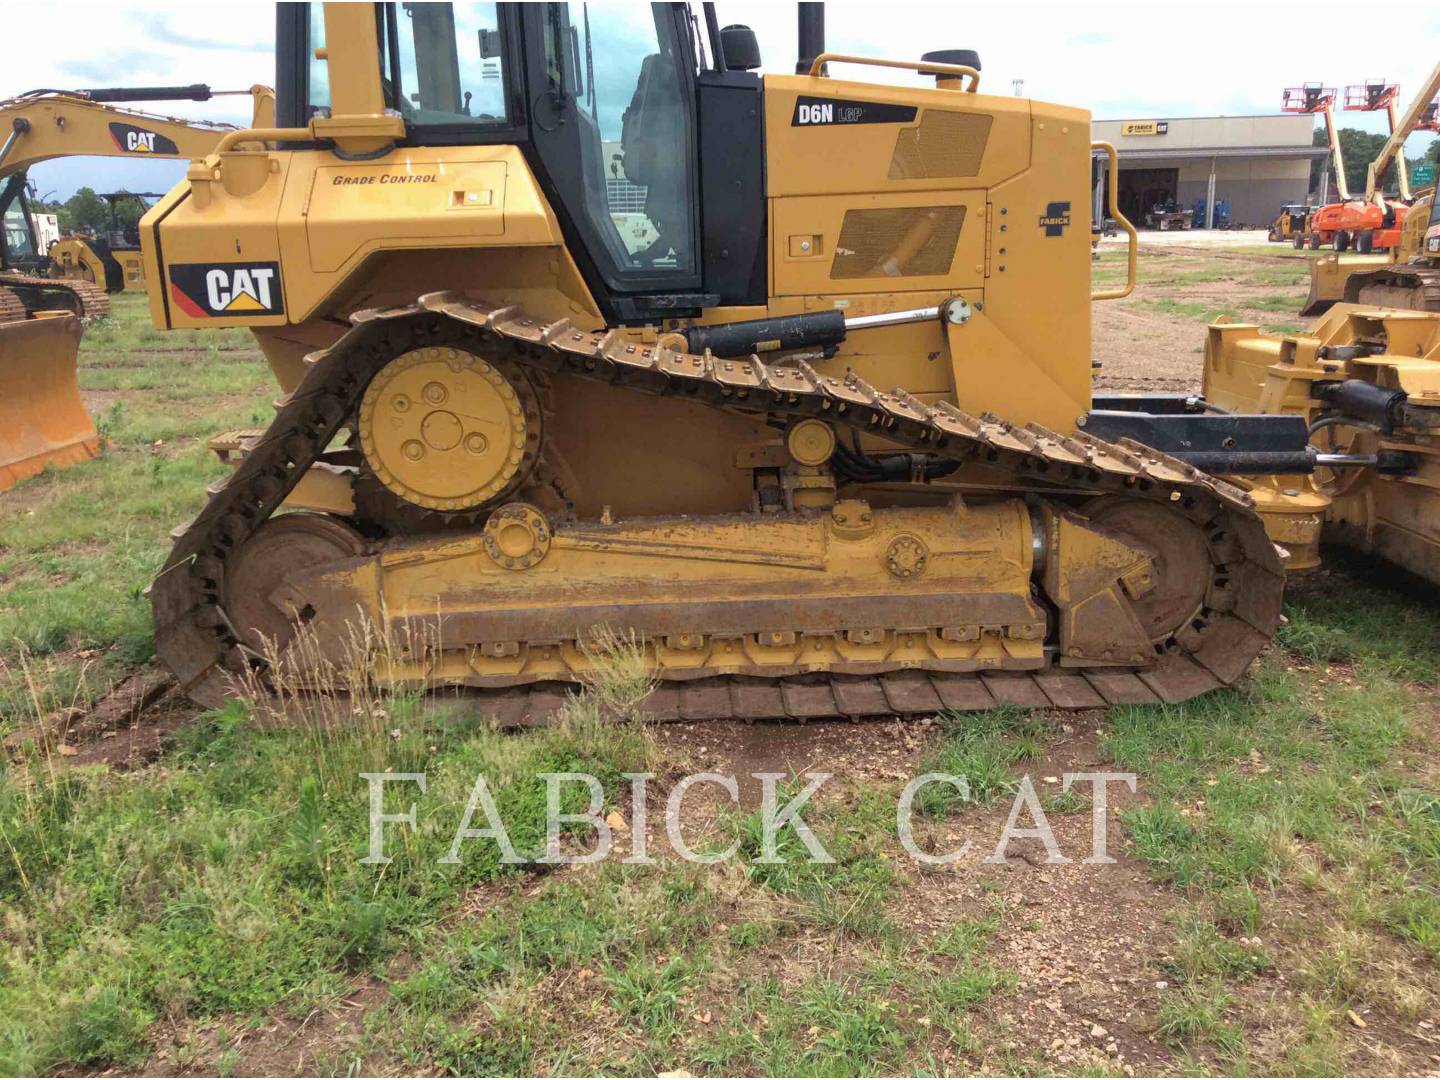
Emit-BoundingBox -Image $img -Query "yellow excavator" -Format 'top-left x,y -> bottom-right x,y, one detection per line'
0,85 -> 271,491
1302,64 -> 1440,316
140,2 -> 1356,720
1,85 -> 273,318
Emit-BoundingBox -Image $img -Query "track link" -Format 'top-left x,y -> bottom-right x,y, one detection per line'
0,273 -> 110,320
154,294 -> 1285,715
1346,265 -> 1440,312
0,286 -> 26,323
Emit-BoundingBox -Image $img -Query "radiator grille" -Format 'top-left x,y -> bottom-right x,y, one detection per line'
830,206 -> 967,279
888,111 -> 993,180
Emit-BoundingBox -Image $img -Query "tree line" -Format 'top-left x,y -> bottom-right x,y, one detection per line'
30,187 -> 151,238
1311,129 -> 1440,195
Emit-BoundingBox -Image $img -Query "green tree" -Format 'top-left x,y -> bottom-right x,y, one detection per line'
63,187 -> 109,235
1314,130 -> 1440,197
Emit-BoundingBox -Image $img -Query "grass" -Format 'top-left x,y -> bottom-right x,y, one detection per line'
2,277 -> 1439,1074
0,293 -> 270,730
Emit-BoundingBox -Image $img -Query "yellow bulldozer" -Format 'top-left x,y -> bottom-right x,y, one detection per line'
1340,187 -> 1440,310
0,85 -> 271,491
1205,302 -> 1440,587
139,2 -> 1364,720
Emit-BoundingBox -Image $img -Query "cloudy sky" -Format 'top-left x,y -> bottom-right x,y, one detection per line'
10,1 -> 1440,201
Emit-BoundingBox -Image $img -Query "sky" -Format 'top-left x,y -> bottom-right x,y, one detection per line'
9,1 -> 1440,201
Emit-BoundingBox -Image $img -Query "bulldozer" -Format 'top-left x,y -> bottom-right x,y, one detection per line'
1340,187 -> 1440,311
1301,65 -> 1440,316
0,309 -> 93,491
1204,303 -> 1440,588
139,2 -> 1353,720
0,85 -> 272,492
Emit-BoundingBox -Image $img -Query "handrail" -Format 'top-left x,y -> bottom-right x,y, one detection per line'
805,53 -> 980,93
211,126 -> 310,153
1091,141 -> 1137,301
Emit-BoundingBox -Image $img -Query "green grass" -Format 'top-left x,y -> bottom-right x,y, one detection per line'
0,295 -> 270,728
0,694 -> 656,1074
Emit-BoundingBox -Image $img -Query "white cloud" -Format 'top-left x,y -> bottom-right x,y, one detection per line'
9,1 -> 1439,200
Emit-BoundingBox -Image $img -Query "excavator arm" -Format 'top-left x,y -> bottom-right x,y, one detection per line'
0,84 -> 272,182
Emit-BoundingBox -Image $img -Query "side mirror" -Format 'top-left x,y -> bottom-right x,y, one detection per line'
720,24 -> 761,72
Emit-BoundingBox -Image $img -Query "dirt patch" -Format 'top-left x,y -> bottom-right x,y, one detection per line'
656,716 -> 1193,1073
143,978 -> 387,1077
4,669 -> 194,771
1093,302 -> 1209,393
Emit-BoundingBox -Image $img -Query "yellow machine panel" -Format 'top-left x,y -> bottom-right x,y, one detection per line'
145,146 -> 565,329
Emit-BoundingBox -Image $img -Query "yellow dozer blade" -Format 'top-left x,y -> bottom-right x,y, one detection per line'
1301,252 -> 1393,316
0,311 -> 99,491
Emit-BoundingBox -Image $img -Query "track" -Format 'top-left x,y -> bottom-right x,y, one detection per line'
153,294 -> 1285,717
0,273 -> 110,320
1347,265 -> 1440,312
0,286 -> 26,323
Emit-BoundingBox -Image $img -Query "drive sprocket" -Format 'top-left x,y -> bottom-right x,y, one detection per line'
354,344 -> 542,533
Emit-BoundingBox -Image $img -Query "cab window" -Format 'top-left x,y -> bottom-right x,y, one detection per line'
392,3 -> 508,123
306,5 -> 330,118
548,3 -> 695,277
1,179 -> 37,264
306,4 -> 508,125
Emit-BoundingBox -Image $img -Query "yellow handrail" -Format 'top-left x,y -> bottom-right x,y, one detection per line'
1091,141 -> 1137,301
211,126 -> 310,153
805,53 -> 980,93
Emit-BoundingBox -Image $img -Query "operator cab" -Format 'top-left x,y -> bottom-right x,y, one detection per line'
280,2 -> 765,320
0,176 -> 44,275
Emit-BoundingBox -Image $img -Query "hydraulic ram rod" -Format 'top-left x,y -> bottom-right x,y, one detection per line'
682,302 -> 967,358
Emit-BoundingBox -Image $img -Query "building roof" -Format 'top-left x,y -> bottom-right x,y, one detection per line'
1107,145 -> 1330,162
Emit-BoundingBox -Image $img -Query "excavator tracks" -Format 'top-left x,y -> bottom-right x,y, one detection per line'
0,273 -> 110,320
0,286 -> 26,323
153,294 -> 1285,718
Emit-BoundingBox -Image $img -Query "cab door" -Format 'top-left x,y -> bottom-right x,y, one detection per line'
518,3 -> 704,316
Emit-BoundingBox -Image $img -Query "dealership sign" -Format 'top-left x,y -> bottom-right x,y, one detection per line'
1121,120 -> 1169,136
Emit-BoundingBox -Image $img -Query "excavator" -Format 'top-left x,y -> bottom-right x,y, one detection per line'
138,2 -> 1367,721
1,85 -> 273,318
1302,65 -> 1440,316
0,85 -> 272,492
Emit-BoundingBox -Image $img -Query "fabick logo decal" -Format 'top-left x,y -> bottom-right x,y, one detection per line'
1039,201 -> 1072,238
107,122 -> 179,155
169,263 -> 284,318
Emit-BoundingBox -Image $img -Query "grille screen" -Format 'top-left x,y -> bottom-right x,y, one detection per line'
830,206 -> 966,279
888,111 -> 993,180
